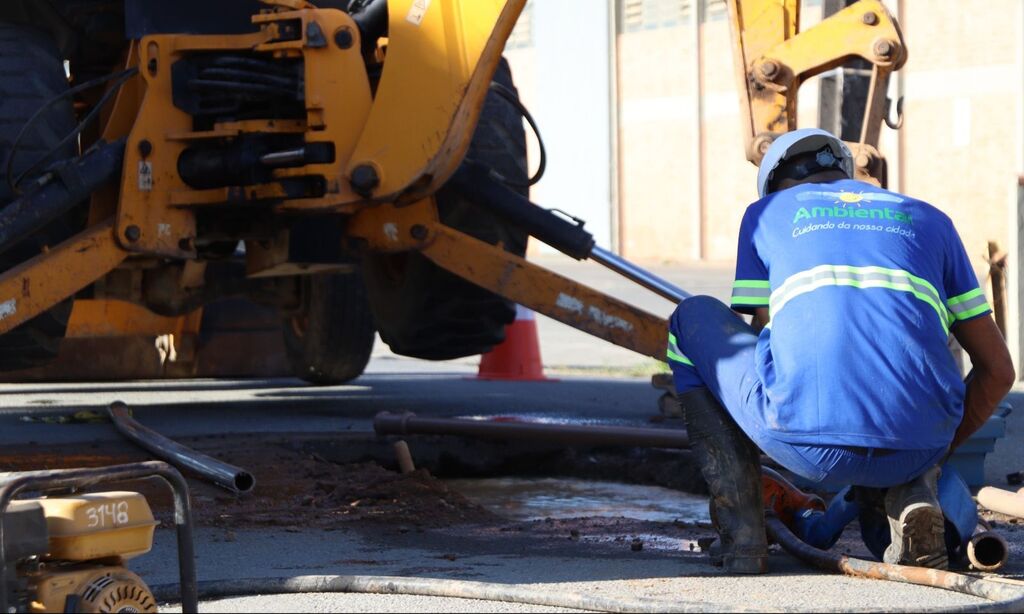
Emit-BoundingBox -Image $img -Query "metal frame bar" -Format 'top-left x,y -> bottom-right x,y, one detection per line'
0,461 -> 198,613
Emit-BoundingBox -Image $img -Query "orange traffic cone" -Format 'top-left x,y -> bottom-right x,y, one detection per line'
477,305 -> 552,381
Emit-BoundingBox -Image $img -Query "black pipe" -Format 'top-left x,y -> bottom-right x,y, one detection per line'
0,138 -> 125,258
108,402 -> 256,494
449,161 -> 596,260
374,411 -> 689,448
0,461 -> 198,613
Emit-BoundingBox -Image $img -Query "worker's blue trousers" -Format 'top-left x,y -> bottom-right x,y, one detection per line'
668,296 -> 946,490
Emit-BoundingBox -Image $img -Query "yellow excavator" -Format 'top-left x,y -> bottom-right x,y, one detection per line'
0,2 -> 907,610
0,0 -> 905,384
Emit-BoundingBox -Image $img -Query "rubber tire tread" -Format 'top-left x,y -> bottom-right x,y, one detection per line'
361,58 -> 529,360
282,272 -> 376,385
0,22 -> 78,372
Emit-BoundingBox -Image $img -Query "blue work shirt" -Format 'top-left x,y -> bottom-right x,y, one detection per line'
724,179 -> 990,450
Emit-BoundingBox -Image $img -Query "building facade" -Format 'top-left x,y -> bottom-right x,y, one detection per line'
504,0 -> 1024,373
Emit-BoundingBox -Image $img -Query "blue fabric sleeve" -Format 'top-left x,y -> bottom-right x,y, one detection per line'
942,222 -> 991,325
732,206 -> 771,315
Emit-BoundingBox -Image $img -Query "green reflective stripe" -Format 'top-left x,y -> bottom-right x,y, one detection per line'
769,264 -> 951,335
947,289 -> 990,321
667,333 -> 694,366
733,282 -> 770,304
731,295 -> 770,306
947,287 -> 984,306
667,348 -> 694,366
955,302 -> 992,321
732,280 -> 771,306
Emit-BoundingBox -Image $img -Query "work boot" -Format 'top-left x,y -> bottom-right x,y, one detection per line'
883,466 -> 948,569
679,387 -> 768,574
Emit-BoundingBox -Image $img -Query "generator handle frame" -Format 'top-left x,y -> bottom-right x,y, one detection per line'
0,461 -> 198,613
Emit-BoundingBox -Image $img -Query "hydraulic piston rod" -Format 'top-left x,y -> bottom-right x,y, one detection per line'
590,246 -> 691,303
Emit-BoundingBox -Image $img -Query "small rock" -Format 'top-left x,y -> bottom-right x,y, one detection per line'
224,530 -> 236,543
442,553 -> 458,561
697,537 -> 717,552
398,526 -> 411,534
569,529 -> 580,540
631,538 -> 643,552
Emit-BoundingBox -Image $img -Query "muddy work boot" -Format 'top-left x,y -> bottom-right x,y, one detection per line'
883,466 -> 948,569
680,387 -> 768,574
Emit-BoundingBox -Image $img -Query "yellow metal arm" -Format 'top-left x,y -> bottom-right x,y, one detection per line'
347,0 -> 527,204
0,221 -> 127,335
348,200 -> 668,360
729,0 -> 906,181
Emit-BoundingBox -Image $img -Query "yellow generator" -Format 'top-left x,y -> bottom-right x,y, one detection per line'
1,462 -> 197,613
9,493 -> 157,613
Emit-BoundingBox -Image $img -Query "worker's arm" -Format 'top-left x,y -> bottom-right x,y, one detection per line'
751,308 -> 769,333
950,316 -> 1015,450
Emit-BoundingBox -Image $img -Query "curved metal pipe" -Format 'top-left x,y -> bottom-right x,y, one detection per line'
978,486 -> 1024,519
108,402 -> 255,494
967,531 -> 1009,572
766,516 -> 1024,611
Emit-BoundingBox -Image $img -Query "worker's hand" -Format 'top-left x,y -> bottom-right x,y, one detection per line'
950,316 -> 1015,449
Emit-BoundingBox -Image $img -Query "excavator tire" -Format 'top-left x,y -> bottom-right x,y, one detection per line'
0,23 -> 78,372
282,272 -> 376,385
361,59 -> 529,360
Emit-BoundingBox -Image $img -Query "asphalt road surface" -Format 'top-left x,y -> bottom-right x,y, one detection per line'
1,360 -> 1021,612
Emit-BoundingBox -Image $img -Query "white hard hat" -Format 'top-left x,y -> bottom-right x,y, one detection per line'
756,128 -> 854,198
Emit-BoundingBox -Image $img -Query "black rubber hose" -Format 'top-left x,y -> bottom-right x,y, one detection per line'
150,575 -> 758,613
766,516 -> 1024,613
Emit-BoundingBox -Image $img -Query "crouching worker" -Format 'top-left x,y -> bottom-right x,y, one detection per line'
668,128 -> 1014,574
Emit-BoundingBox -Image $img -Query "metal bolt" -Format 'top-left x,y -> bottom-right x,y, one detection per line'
862,12 -> 879,26
124,225 -> 141,242
334,27 -> 354,50
752,134 -> 775,157
138,139 -> 153,158
873,39 -> 894,59
350,164 -> 380,196
410,225 -> 428,240
758,60 -> 780,80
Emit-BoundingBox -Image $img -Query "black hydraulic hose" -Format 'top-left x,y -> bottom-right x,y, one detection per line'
0,138 -> 126,258
149,575 -> 758,613
488,81 -> 547,187
7,67 -> 138,195
766,516 -> 1024,613
108,402 -> 255,495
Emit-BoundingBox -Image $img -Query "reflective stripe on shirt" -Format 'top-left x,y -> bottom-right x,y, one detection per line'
768,264 -> 953,335
731,279 -> 771,307
946,288 -> 991,322
667,333 -> 694,366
